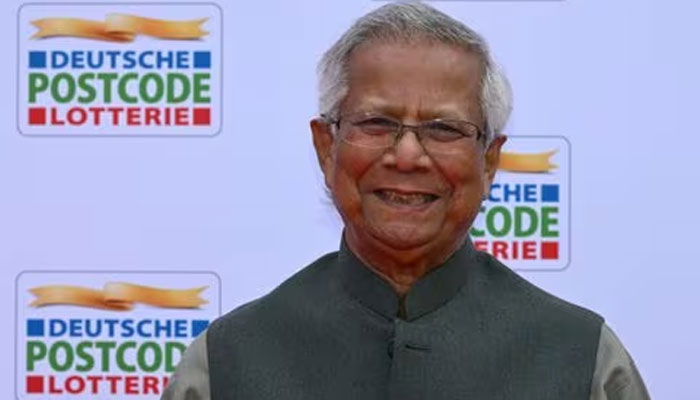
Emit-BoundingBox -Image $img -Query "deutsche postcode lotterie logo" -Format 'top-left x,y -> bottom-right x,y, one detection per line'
18,4 -> 222,136
16,271 -> 221,399
470,136 -> 571,270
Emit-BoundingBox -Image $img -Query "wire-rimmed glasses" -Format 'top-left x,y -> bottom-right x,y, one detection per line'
323,112 -> 484,155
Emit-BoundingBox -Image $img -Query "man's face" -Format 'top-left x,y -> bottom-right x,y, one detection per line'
312,41 -> 504,259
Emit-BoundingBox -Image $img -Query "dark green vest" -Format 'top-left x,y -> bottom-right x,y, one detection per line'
208,241 -> 603,399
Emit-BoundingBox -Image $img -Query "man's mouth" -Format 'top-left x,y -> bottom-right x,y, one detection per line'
374,189 -> 439,206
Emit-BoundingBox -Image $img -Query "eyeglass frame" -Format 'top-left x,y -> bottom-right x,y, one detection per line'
320,112 -> 487,152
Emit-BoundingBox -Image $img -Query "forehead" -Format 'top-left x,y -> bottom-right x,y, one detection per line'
343,40 -> 484,120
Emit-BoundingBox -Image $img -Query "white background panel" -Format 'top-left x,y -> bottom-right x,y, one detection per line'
1,1 -> 699,398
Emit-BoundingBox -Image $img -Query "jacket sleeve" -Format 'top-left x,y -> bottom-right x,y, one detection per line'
161,331 -> 211,400
589,324 -> 651,400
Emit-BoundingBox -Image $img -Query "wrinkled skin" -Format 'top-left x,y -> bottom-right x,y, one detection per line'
311,40 -> 505,293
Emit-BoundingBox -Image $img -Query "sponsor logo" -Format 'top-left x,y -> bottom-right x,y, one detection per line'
471,136 -> 571,270
16,271 -> 221,399
17,3 -> 222,136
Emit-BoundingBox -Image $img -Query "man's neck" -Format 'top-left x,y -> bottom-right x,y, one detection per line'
344,231 -> 462,296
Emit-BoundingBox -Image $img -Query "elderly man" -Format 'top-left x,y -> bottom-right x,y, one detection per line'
163,3 -> 649,399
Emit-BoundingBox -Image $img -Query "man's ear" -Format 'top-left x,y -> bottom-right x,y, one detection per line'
310,118 -> 336,190
482,135 -> 507,197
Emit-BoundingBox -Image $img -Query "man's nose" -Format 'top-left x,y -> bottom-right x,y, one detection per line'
382,129 -> 432,171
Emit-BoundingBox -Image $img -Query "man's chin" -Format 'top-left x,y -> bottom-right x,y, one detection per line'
366,223 -> 439,251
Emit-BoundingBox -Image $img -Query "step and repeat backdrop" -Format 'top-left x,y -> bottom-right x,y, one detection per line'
1,0 -> 698,399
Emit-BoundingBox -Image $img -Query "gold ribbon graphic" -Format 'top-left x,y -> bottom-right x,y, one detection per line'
31,14 -> 207,42
30,283 -> 208,311
499,150 -> 558,173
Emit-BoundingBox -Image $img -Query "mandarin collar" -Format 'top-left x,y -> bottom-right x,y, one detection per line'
338,236 -> 474,321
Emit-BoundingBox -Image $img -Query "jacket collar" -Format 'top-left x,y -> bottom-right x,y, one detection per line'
337,236 -> 474,321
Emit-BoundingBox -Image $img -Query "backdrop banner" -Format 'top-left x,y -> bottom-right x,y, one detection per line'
2,1 -> 698,399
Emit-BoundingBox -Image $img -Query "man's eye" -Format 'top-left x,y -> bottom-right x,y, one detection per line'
355,118 -> 398,134
424,122 -> 465,141
358,117 -> 397,127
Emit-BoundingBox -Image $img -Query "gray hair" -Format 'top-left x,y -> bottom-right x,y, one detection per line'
317,2 -> 512,143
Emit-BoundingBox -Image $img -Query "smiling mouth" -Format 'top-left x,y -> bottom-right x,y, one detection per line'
374,189 -> 439,206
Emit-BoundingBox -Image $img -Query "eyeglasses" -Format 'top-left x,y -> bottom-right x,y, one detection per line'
323,112 -> 484,155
